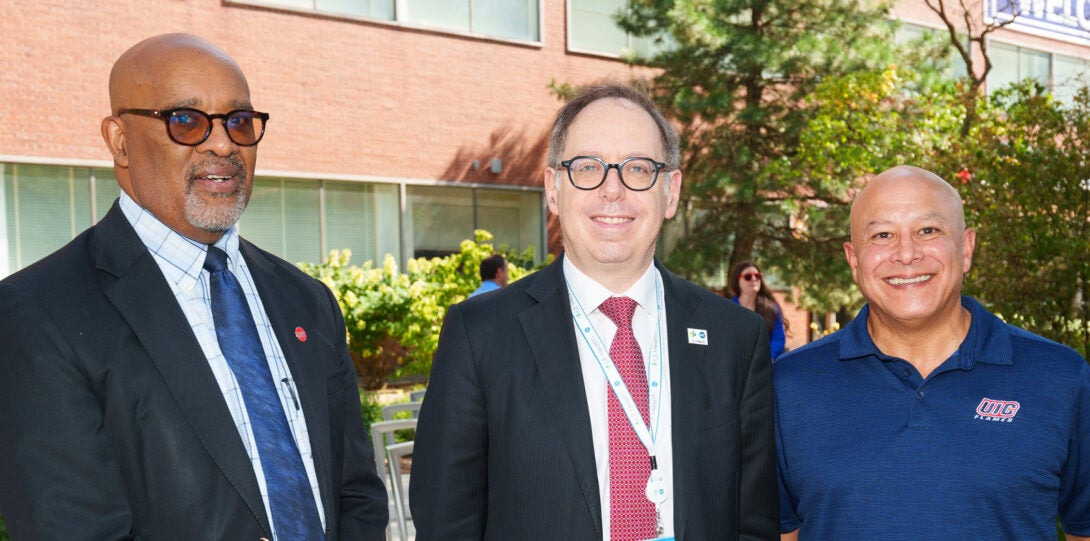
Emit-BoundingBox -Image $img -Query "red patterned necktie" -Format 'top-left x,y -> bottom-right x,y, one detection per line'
599,296 -> 656,541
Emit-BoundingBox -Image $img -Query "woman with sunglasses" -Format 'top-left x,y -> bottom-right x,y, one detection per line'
727,261 -> 789,359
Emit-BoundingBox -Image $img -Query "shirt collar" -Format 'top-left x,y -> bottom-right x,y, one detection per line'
838,295 -> 1014,368
118,192 -> 242,289
562,257 -> 659,319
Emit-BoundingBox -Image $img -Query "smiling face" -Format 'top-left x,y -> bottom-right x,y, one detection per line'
544,97 -> 682,291
844,166 -> 975,331
101,34 -> 257,244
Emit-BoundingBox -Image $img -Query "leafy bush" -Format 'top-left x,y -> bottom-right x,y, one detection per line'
302,230 -> 543,389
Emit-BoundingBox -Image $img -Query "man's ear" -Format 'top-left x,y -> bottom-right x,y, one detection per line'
101,116 -> 129,167
843,241 -> 860,284
663,169 -> 682,219
544,167 -> 560,216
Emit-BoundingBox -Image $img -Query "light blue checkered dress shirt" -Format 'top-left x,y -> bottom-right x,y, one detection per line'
119,193 -> 326,538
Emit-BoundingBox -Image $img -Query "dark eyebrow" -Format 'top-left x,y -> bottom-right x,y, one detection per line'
162,98 -> 254,111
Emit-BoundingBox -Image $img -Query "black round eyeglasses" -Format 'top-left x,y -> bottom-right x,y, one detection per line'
118,107 -> 269,147
560,156 -> 668,191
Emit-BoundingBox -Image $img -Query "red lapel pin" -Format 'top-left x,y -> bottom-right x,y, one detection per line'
294,327 -> 307,342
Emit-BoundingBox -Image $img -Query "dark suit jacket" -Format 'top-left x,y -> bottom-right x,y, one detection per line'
0,203 -> 388,540
410,257 -> 778,540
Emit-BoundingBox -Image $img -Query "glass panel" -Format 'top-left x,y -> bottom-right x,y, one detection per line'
407,185 -> 474,258
1021,48 -> 1051,85
894,23 -> 967,80
474,189 -> 542,260
3,164 -> 93,273
325,181 -> 401,266
987,42 -> 1020,91
1054,54 -> 1090,104
94,168 -> 122,223
316,0 -> 394,19
472,0 -> 538,41
265,0 -> 315,8
404,0 -> 471,32
570,0 -> 627,53
0,164 -> 7,277
239,178 -> 321,264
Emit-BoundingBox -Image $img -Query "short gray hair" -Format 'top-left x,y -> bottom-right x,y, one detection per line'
547,83 -> 680,171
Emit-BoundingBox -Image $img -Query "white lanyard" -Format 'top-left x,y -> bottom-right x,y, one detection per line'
568,275 -> 666,460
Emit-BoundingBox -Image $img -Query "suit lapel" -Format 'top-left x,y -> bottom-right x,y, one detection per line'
519,258 -> 603,537
240,241 -> 336,524
659,262 -> 707,541
94,205 -> 271,534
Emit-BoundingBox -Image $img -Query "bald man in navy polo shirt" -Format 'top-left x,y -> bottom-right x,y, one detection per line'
775,166 -> 1090,540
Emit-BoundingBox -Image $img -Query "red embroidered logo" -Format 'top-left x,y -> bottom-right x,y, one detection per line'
974,397 -> 1020,423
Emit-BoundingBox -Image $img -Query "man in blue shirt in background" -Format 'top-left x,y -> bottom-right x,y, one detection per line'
775,165 -> 1090,540
469,254 -> 508,298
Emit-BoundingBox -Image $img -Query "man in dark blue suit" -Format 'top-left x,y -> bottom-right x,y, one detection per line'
410,83 -> 778,540
0,33 -> 387,540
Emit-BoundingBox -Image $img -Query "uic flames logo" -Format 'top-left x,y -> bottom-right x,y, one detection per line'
975,397 -> 1020,421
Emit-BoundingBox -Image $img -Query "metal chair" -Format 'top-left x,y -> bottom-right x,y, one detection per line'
386,440 -> 415,541
369,418 -> 417,481
409,389 -> 426,402
381,401 -> 422,421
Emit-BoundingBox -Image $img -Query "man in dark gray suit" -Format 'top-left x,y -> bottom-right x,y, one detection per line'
0,33 -> 387,539
410,83 -> 778,540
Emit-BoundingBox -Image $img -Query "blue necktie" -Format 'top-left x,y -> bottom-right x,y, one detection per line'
204,246 -> 324,541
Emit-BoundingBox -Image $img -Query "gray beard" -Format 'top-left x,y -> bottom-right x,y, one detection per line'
184,189 -> 248,234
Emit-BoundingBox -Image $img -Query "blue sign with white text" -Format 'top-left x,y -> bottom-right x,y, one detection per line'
989,0 -> 1090,43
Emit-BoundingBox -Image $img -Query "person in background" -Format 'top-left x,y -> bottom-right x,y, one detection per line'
469,253 -> 508,297
775,165 -> 1090,540
0,33 -> 388,540
728,261 -> 789,359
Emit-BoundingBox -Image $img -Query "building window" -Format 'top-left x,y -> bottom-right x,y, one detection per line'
407,185 -> 543,259
894,22 -> 969,80
324,180 -> 400,265
1,162 -> 543,277
237,0 -> 539,42
988,42 -> 1050,91
0,164 -> 120,277
240,178 -> 402,265
1053,54 -> 1090,104
474,188 -> 542,255
568,0 -> 661,56
987,42 -> 1090,104
240,178 -> 323,263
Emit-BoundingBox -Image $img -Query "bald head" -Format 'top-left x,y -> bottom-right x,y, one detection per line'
109,33 -> 247,115
850,165 -> 966,243
101,34 -> 259,245
843,164 -> 976,333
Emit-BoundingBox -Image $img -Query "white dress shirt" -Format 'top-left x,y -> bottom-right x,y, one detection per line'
563,257 -> 674,540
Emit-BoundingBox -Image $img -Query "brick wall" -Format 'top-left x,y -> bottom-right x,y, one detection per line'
2,0 -> 638,187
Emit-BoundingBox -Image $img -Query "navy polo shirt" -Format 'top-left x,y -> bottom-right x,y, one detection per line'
775,296 -> 1090,539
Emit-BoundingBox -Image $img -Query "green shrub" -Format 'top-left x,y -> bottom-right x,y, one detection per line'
302,230 -> 544,389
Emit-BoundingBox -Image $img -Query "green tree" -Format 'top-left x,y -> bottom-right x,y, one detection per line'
946,83 -> 1090,358
783,66 -> 1089,357
612,0 -> 903,291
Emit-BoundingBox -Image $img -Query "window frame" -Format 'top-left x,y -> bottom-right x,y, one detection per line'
226,0 -> 546,47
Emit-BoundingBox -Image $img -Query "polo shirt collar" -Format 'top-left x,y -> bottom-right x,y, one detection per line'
838,295 -> 1014,369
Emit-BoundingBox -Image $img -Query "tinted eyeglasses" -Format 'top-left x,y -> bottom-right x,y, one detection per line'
560,156 -> 667,191
118,107 -> 269,147
741,272 -> 762,282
